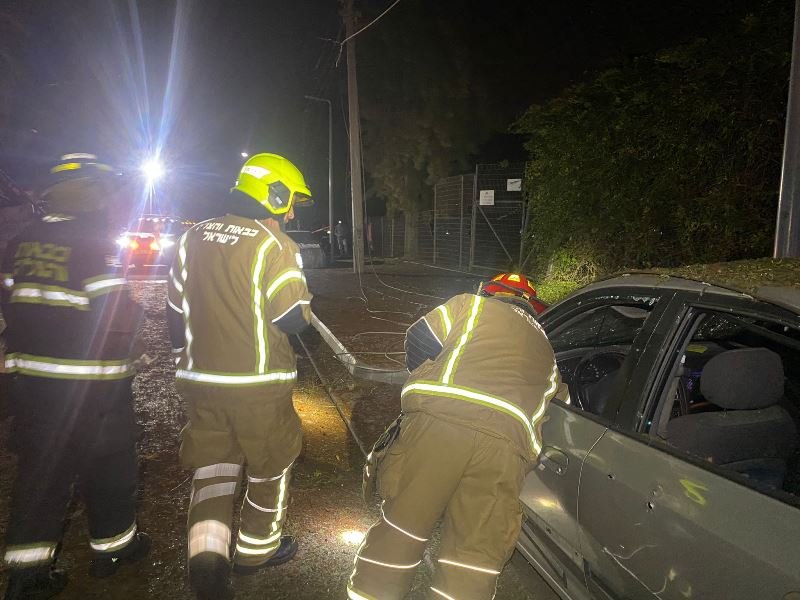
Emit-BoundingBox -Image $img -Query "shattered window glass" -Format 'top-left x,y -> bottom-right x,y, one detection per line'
550,300 -> 657,353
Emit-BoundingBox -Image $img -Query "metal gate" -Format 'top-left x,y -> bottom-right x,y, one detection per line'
468,163 -> 526,273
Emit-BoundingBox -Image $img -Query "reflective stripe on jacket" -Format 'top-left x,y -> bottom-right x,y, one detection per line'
402,294 -> 560,460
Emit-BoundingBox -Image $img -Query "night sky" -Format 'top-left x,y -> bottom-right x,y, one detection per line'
0,0 -> 769,225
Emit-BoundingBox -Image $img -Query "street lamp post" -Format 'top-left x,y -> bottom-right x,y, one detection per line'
304,95 -> 334,254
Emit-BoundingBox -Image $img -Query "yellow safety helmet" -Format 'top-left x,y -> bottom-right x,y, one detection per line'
231,153 -> 312,216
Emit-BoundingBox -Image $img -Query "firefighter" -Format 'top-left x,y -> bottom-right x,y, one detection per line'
167,153 -> 313,599
0,153 -> 150,599
350,273 -> 562,600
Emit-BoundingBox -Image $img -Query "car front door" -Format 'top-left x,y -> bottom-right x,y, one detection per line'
518,287 -> 674,600
577,291 -> 800,599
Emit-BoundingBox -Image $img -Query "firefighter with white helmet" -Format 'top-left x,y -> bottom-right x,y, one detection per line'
350,273 -> 561,600
167,153 -> 313,599
1,153 -> 150,599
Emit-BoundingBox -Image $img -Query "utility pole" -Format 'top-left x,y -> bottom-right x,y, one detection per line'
775,0 -> 800,257
304,95 -> 334,253
342,0 -> 365,274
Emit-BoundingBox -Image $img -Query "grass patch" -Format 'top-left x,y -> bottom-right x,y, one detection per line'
536,257 -> 800,305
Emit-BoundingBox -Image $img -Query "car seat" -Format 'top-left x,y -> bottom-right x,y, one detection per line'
666,347 -> 797,489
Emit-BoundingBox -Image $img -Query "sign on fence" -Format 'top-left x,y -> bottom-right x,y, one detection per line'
479,190 -> 495,206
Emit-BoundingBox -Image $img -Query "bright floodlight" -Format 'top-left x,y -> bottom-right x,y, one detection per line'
241,151 -> 249,158
140,158 -> 165,184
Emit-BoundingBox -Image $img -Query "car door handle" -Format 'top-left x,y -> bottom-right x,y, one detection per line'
539,447 -> 569,476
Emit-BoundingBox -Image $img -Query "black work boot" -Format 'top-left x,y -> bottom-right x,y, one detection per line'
232,535 -> 298,575
89,531 -> 152,579
189,552 -> 234,600
4,567 -> 68,600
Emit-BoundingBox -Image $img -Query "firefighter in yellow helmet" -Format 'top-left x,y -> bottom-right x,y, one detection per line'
350,273 -> 562,600
166,153 -> 312,599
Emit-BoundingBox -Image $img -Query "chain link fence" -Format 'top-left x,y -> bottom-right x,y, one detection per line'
432,174 -> 473,270
367,215 -> 405,258
366,163 -> 527,275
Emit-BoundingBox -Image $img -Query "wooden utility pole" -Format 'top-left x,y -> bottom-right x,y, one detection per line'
342,0 -> 365,274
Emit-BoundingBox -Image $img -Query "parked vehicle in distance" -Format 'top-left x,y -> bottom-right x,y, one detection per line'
311,225 -> 333,265
286,229 -> 327,268
117,214 -> 192,269
518,272 -> 800,600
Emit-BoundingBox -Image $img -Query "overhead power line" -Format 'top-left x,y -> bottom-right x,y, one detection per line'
340,0 -> 403,45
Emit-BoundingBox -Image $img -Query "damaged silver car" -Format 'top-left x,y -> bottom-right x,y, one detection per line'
519,273 -> 800,600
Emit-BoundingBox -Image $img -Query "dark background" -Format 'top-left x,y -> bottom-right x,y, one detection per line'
0,0 -> 770,226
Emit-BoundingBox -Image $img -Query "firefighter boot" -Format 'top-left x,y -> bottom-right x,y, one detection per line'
189,552 -> 235,600
232,535 -> 298,575
88,532 -> 152,579
3,567 -> 68,600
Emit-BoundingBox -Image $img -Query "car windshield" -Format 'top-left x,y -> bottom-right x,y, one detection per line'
550,304 -> 653,353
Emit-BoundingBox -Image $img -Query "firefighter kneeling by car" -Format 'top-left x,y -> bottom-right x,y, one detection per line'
351,273 -> 560,600
0,154 -> 150,599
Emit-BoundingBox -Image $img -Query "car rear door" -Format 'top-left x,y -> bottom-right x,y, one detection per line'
579,430 -> 800,599
577,291 -> 800,599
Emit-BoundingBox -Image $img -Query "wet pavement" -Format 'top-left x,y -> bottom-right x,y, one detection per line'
0,262 -> 558,599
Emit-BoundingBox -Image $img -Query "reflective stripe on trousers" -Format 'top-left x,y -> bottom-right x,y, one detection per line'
235,463 -> 293,565
90,521 -> 138,554
187,464 -> 242,561
189,520 -> 232,559
3,543 -> 57,567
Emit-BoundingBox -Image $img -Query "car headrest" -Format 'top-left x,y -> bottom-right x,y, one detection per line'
700,348 -> 784,410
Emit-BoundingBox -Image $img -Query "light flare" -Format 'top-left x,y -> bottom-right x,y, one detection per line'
140,158 -> 165,185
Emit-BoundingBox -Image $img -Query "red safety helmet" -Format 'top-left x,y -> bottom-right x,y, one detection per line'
479,273 -> 548,314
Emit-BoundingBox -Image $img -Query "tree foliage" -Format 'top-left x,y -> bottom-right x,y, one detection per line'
358,0 -> 498,213
517,2 -> 792,277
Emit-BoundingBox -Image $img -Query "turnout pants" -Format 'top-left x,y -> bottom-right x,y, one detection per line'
3,377 -> 139,570
349,412 -> 527,600
178,383 -> 303,570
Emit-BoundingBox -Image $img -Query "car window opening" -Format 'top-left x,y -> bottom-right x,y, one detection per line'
655,310 -> 800,500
